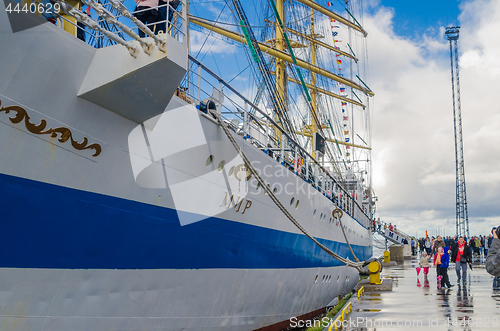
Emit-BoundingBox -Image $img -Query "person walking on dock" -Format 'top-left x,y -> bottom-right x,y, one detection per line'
485,235 -> 490,257
469,237 -> 476,257
420,251 -> 431,278
435,247 -> 453,289
432,236 -> 445,256
425,238 -> 432,256
419,238 -> 425,254
474,237 -> 481,256
434,247 -> 443,288
486,228 -> 500,278
451,236 -> 472,284
439,246 -> 454,289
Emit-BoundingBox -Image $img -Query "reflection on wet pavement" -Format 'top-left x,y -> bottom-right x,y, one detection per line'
341,258 -> 500,330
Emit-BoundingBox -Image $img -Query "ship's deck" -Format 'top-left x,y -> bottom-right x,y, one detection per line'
322,256 -> 500,330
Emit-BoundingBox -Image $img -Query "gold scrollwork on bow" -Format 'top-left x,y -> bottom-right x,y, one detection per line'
0,100 -> 102,157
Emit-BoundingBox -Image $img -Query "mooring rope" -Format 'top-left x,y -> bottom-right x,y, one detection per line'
210,110 -> 365,272
332,208 -> 360,262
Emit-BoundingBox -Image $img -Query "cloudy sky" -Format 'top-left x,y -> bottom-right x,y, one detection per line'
184,0 -> 499,238
366,0 -> 500,237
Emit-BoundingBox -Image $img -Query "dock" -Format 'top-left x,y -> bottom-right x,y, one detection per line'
322,257 -> 499,330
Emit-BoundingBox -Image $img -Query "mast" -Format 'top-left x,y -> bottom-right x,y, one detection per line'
310,5 -> 319,159
274,0 -> 286,144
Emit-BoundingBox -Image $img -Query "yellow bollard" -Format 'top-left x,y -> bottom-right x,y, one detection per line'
368,260 -> 382,284
384,250 -> 390,263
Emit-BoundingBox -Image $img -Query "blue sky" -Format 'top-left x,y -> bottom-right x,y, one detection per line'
377,0 -> 461,39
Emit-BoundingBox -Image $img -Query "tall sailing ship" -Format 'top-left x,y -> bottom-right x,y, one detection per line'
0,0 -> 375,330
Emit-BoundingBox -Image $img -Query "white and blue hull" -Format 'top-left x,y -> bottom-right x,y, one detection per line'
0,7 -> 372,331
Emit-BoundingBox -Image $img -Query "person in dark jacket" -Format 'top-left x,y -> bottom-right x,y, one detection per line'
486,229 -> 500,277
469,237 -> 476,256
451,236 -> 472,283
419,238 -> 425,254
432,236 -> 446,256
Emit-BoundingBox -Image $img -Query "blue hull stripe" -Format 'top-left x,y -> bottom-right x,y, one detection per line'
0,173 -> 372,269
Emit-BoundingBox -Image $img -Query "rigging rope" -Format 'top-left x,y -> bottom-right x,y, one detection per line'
210,109 -> 365,272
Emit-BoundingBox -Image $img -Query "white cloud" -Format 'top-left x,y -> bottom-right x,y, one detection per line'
189,30 -> 238,55
367,0 -> 500,236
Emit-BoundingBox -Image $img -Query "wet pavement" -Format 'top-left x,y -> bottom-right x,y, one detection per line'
336,257 -> 500,330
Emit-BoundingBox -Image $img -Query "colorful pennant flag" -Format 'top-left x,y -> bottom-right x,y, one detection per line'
334,40 -> 342,43
342,108 -> 345,113
344,131 -> 349,135
342,101 -> 347,106
343,116 -> 348,121
345,138 -> 350,142
340,87 -> 346,92
336,60 -> 342,64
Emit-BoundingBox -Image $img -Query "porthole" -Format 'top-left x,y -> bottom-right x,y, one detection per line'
206,155 -> 213,166
290,197 -> 295,206
337,275 -> 340,282
315,275 -> 318,283
322,275 -> 326,282
217,160 -> 225,172
295,200 -> 300,208
320,213 -> 323,220
229,166 -> 235,176
313,209 -> 317,216
328,275 -> 332,282
256,182 -> 261,191
273,187 -> 278,194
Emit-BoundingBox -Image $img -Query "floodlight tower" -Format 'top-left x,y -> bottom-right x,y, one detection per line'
445,27 -> 469,239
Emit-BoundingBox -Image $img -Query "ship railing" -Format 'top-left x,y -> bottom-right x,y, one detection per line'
127,1 -> 186,43
375,221 -> 412,240
183,55 -> 372,229
27,0 -> 187,48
